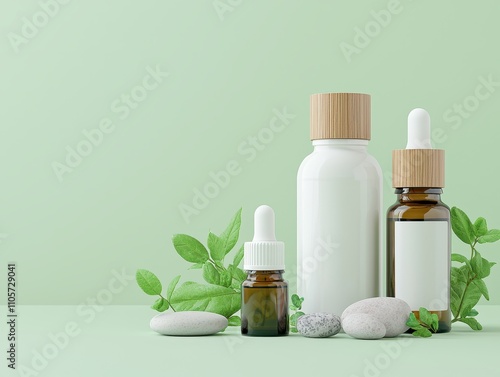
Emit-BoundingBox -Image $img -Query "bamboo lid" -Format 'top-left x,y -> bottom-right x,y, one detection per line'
310,93 -> 371,140
392,149 -> 445,188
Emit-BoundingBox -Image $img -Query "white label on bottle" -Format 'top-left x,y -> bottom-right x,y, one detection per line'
395,221 -> 449,311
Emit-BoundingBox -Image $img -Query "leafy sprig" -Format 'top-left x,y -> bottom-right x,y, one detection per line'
289,294 -> 305,333
406,307 -> 439,337
450,207 -> 500,330
136,209 -> 246,325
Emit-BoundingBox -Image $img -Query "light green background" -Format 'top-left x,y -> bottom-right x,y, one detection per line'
1,0 -> 500,307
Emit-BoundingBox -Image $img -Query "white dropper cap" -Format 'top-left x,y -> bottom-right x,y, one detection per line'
406,108 -> 432,149
392,107 -> 445,188
244,205 -> 285,271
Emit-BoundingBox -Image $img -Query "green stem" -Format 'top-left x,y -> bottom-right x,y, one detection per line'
453,279 -> 472,322
209,258 -> 225,273
160,295 -> 176,312
453,238 -> 480,323
470,239 -> 477,260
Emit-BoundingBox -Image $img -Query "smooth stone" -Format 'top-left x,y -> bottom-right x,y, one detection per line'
341,297 -> 411,337
297,313 -> 341,338
150,311 -> 228,336
342,313 -> 386,340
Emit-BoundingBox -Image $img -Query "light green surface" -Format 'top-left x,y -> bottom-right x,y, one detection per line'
2,305 -> 499,377
1,1 -> 500,307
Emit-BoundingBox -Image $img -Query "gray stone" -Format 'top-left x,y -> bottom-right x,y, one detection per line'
341,297 -> 411,337
150,311 -> 228,336
342,313 -> 386,340
297,313 -> 341,338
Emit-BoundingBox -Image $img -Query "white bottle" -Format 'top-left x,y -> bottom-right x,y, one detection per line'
297,93 -> 382,315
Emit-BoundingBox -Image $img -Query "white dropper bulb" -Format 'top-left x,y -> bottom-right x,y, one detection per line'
406,108 -> 432,149
244,205 -> 285,271
252,205 -> 276,242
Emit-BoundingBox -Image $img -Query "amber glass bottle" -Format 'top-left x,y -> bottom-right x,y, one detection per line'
387,188 -> 451,332
388,108 -> 451,333
241,205 -> 288,337
241,270 -> 288,336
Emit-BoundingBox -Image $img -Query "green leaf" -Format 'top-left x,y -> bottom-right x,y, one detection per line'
188,263 -> 203,270
458,317 -> 483,331
413,328 -> 432,338
451,253 -> 470,266
290,311 -> 305,326
289,304 -> 298,311
451,207 -> 476,245
459,282 -> 482,318
478,229 -> 500,244
290,327 -> 298,333
472,278 -> 489,300
166,275 -> 181,301
219,270 -> 232,288
430,314 -> 439,332
151,297 -> 169,312
228,264 -> 247,284
466,309 -> 479,317
202,263 -> 221,285
170,282 -> 241,318
236,267 -> 247,281
451,266 -> 470,317
291,294 -> 302,310
229,264 -> 245,291
232,245 -> 244,267
172,234 -> 209,264
474,217 -> 488,237
220,208 -> 242,255
136,269 -> 162,296
451,266 -> 469,284
406,313 -> 421,328
228,316 -> 241,326
471,251 -> 491,279
419,307 -> 433,326
207,232 -> 225,262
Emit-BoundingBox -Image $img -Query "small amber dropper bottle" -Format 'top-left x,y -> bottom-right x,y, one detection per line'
241,205 -> 288,336
387,108 -> 451,333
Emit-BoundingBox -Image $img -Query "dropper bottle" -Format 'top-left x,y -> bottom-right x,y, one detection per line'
241,205 -> 288,336
387,108 -> 451,333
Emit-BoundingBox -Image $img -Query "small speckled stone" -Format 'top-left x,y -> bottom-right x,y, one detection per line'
342,313 -> 386,340
296,313 -> 341,338
341,297 -> 411,337
150,311 -> 228,336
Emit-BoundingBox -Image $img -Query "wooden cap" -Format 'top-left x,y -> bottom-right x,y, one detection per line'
392,149 -> 445,188
310,93 -> 371,140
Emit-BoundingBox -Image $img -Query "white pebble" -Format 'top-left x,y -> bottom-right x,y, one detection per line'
297,313 -> 341,338
341,297 -> 410,337
342,313 -> 386,340
150,311 -> 228,336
